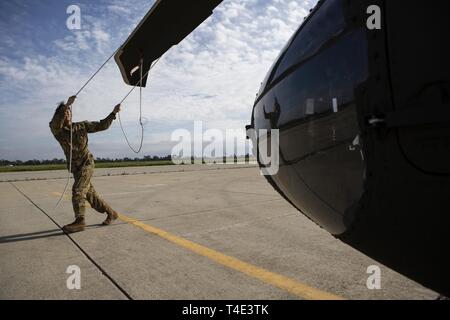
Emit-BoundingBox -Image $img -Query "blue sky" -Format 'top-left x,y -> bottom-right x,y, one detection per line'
0,0 -> 316,161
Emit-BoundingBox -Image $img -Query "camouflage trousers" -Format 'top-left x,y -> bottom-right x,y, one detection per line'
72,164 -> 113,219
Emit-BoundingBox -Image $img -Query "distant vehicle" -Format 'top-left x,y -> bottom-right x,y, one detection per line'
247,0 -> 450,296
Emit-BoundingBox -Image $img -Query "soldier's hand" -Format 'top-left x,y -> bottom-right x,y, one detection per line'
67,95 -> 77,106
113,104 -> 121,114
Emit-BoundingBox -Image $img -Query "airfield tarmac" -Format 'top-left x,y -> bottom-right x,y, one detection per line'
0,164 -> 437,300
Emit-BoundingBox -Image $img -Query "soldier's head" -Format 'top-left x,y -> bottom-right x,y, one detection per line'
64,107 -> 72,126
58,102 -> 72,127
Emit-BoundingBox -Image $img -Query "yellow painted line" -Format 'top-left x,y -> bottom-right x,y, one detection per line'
52,191 -> 344,300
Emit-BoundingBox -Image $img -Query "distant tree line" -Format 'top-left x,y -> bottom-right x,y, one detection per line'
1,154 -> 254,166
0,155 -> 173,166
0,159 -> 66,166
95,155 -> 172,163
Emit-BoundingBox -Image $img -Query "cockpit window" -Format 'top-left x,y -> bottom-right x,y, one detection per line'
270,0 -> 346,82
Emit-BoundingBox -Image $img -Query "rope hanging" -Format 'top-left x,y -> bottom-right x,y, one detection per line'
54,51 -> 161,210
75,50 -> 118,97
55,51 -> 118,210
117,57 -> 161,154
117,58 -> 145,154
54,112 -> 73,210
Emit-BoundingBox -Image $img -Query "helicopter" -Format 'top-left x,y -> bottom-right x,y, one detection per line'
246,0 -> 450,296
115,0 -> 450,296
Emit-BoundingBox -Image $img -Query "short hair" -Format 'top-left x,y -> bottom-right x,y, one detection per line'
56,101 -> 65,109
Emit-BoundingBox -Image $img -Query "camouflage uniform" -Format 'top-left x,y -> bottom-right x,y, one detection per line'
49,104 -> 117,219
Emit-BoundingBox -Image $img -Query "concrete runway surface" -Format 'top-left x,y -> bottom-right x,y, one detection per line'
0,164 -> 437,299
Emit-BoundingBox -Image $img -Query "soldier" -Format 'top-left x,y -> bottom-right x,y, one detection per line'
50,95 -> 121,233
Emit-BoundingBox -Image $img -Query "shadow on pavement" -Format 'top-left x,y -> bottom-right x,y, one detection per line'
0,224 -> 106,243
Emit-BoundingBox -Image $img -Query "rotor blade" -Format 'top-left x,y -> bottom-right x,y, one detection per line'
115,0 -> 223,87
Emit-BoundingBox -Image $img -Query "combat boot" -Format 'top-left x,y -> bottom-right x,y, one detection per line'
103,209 -> 119,226
63,217 -> 86,233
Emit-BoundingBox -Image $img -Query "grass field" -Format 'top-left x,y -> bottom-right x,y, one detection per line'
0,161 -> 174,173
0,158 -> 255,173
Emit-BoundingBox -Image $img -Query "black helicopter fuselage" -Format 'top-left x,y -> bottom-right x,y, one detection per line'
247,0 -> 450,296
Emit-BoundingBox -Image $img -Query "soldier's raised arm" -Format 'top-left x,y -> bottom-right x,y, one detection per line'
49,96 -> 76,132
84,104 -> 121,133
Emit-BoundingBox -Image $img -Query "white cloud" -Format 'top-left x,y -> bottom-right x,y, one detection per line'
107,4 -> 131,15
0,0 -> 318,160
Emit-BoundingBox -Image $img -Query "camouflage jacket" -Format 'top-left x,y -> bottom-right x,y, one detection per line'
49,104 -> 116,172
